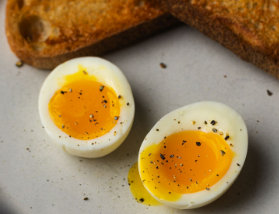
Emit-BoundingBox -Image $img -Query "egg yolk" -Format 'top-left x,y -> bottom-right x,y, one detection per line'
128,162 -> 161,206
48,69 -> 120,140
139,130 -> 233,201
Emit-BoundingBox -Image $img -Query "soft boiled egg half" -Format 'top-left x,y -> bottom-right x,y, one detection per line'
39,57 -> 135,158
138,101 -> 248,209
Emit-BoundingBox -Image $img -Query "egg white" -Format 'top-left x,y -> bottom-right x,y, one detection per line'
138,101 -> 248,209
39,57 -> 135,158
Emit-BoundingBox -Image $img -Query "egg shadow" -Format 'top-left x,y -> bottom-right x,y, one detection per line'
0,198 -> 17,214
183,134 -> 274,213
105,90 -> 155,160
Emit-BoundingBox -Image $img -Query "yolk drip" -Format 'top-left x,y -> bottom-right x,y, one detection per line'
139,130 -> 233,201
48,69 -> 120,140
128,162 -> 161,206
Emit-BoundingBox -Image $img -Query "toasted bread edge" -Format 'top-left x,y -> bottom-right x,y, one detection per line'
163,0 -> 279,79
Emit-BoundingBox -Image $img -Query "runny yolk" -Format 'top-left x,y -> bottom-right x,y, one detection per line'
139,130 -> 233,201
48,69 -> 120,140
128,162 -> 161,206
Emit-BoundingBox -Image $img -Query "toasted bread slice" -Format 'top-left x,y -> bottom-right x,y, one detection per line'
162,0 -> 279,78
6,0 -> 176,69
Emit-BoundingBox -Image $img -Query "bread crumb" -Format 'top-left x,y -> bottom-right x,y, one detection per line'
160,62 -> 167,69
16,60 -> 24,67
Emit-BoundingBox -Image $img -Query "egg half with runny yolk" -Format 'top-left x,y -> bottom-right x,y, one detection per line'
138,101 -> 248,209
39,57 -> 135,158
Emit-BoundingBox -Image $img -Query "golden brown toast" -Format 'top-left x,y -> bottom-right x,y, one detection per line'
162,0 -> 279,78
6,0 -> 176,69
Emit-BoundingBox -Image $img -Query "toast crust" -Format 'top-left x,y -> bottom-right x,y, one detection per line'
163,0 -> 279,78
6,0 -> 176,69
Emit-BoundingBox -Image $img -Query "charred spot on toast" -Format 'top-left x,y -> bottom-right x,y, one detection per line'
17,0 -> 24,9
134,0 -> 145,7
19,15 -> 46,43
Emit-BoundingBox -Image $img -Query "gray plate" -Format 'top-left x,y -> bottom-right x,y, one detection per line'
1,1 -> 279,214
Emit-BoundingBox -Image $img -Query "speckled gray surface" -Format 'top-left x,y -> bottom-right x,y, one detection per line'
1,1 -> 279,214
